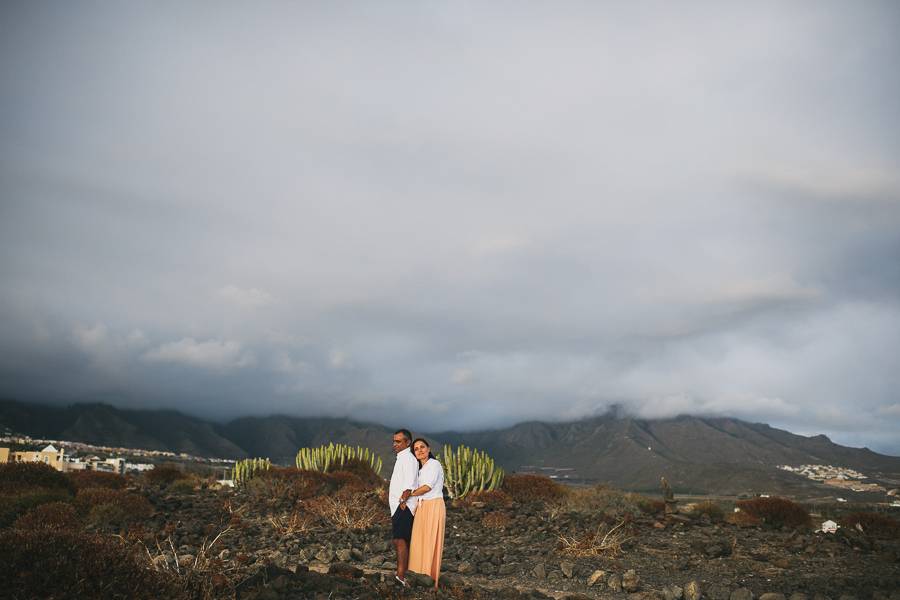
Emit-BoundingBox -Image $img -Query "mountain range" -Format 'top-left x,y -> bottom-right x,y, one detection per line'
3,399 -> 899,496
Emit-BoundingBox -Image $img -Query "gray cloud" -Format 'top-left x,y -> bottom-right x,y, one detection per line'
2,1 -> 899,454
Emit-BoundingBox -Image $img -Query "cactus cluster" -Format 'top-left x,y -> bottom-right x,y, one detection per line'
294,443 -> 383,476
232,457 -> 271,486
440,443 -> 504,499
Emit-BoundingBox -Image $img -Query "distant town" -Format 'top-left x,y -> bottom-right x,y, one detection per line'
778,463 -> 900,503
0,430 -> 235,476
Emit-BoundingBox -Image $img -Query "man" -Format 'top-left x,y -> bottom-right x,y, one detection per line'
389,428 -> 419,586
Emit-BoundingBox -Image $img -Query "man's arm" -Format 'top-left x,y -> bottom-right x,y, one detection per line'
399,454 -> 417,502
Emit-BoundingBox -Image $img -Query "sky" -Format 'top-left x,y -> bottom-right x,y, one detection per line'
1,2 -> 899,454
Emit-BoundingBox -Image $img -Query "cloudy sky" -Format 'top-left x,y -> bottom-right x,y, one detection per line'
2,2 -> 899,453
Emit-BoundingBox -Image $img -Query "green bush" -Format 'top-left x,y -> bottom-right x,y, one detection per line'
735,496 -> 811,529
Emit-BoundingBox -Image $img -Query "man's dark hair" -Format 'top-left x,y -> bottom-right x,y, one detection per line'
394,429 -> 412,442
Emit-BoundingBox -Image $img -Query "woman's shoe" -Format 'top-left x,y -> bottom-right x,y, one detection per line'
395,575 -> 409,588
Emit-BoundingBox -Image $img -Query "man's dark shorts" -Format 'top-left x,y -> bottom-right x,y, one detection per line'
391,506 -> 414,542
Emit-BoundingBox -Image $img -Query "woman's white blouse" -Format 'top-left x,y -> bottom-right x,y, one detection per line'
417,459 -> 444,501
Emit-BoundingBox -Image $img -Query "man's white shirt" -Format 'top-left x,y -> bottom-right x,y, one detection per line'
389,448 -> 419,516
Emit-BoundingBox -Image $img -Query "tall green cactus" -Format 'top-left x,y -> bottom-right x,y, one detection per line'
294,442 -> 383,476
232,457 -> 271,486
440,444 -> 504,499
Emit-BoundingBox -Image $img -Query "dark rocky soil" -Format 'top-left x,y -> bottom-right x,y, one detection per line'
141,487 -> 900,600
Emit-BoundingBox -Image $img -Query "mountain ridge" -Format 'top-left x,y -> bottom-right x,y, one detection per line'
2,399 -> 898,495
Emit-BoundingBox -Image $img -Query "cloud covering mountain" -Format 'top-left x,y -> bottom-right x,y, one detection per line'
1,2 -> 899,453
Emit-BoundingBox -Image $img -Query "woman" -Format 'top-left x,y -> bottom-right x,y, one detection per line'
405,437 -> 445,589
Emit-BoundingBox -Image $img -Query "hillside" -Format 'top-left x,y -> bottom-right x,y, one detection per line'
3,399 -> 899,495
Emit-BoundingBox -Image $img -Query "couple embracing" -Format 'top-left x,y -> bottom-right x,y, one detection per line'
389,429 -> 446,589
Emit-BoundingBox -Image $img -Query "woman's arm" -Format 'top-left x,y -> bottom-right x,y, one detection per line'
409,484 -> 432,497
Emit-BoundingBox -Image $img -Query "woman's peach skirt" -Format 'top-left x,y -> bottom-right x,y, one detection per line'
408,497 -> 445,585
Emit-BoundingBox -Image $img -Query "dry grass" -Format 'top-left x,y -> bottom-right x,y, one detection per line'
558,519 -> 632,557
481,511 -> 512,529
137,527 -> 236,599
304,492 -> 386,530
269,511 -> 315,536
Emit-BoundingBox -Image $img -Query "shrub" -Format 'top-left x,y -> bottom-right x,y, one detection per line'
463,489 -> 513,509
68,470 -> 126,491
735,497 -> 811,529
330,457 -> 384,488
840,512 -> 900,538
0,529 -> 187,600
76,487 -> 153,528
13,501 -> 80,532
726,509 -> 762,527
481,511 -> 512,529
0,489 -> 74,528
691,500 -> 725,522
634,496 -> 666,515
304,490 -> 387,530
0,462 -> 75,495
168,478 -> 197,494
502,474 -> 566,505
144,464 -> 185,486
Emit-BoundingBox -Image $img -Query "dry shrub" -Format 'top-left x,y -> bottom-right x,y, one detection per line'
329,457 -> 384,488
269,511 -> 315,536
68,470 -> 126,491
558,519 -> 632,557
304,490 -> 387,530
840,512 -> 900,538
691,500 -> 725,522
251,468 -> 369,505
481,511 -> 512,529
726,509 -> 762,527
0,489 -> 74,528
0,528 -> 187,600
0,461 -> 75,495
76,487 -> 153,528
168,478 -> 197,494
13,501 -> 80,532
634,496 -> 666,515
464,489 -> 513,508
139,528 -> 235,599
144,463 -> 185,486
502,474 -> 566,504
735,497 -> 810,529
550,485 -> 644,519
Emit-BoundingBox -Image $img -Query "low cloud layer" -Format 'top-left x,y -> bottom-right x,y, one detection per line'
2,2 -> 899,454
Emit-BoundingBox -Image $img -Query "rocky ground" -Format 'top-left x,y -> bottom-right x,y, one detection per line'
140,484 -> 900,600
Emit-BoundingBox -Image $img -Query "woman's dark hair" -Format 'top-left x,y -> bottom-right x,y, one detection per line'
411,438 -> 436,468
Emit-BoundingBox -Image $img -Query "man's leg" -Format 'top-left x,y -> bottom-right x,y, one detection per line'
393,538 -> 409,580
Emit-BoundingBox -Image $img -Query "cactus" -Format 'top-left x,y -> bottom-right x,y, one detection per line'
294,443 -> 383,476
440,444 -> 504,499
232,457 -> 271,486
